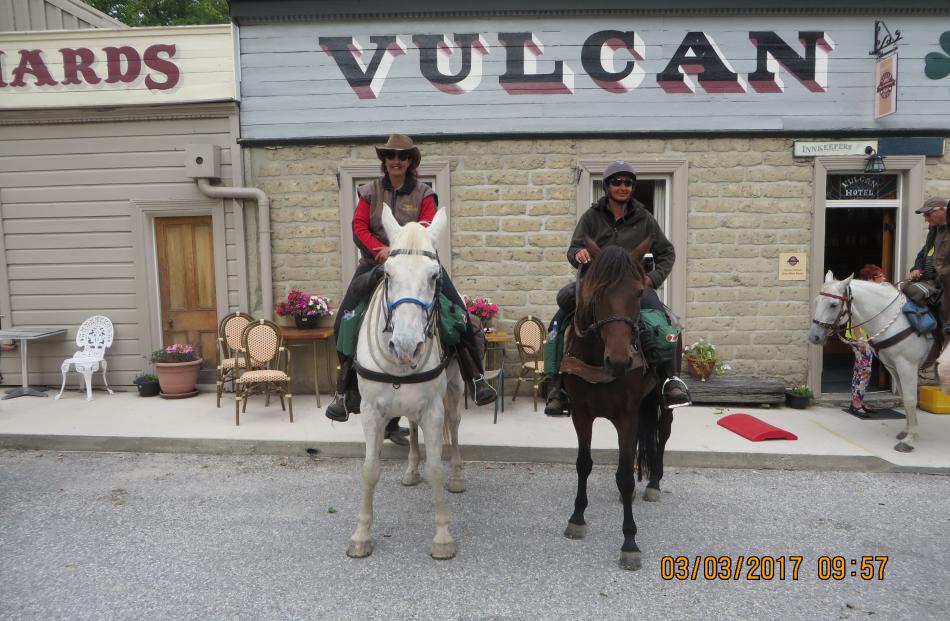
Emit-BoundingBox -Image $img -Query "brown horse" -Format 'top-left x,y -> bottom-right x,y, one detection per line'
561,238 -> 666,571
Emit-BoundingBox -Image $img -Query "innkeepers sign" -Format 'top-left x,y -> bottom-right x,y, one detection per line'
793,140 -> 877,157
0,25 -> 235,109
236,15 -> 950,141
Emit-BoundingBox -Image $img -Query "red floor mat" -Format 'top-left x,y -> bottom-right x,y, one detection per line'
717,413 -> 798,441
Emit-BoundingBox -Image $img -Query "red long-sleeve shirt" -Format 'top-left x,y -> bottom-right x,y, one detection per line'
353,193 -> 437,260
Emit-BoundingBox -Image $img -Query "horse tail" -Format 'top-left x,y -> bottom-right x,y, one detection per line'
636,387 -> 661,483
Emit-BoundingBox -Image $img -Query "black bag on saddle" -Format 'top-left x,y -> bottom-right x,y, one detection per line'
902,280 -> 940,306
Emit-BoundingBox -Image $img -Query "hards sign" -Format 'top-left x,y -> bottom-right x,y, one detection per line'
0,25 -> 235,109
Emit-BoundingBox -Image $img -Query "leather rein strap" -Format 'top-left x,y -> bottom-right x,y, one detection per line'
815,288 -> 914,351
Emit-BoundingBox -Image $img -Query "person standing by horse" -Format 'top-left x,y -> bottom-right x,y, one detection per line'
326,134 -> 497,439
905,197 -> 950,331
544,160 -> 690,416
846,264 -> 886,416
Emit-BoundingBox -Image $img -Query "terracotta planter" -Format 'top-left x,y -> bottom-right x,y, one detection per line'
155,358 -> 202,398
686,357 -> 717,381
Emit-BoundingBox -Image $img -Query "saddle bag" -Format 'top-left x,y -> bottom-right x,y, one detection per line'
336,302 -> 367,357
902,300 -> 938,335
901,280 -> 940,306
639,308 -> 679,367
439,293 -> 467,347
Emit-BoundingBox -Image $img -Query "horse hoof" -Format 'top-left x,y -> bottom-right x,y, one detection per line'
619,550 -> 642,571
643,487 -> 661,502
564,522 -> 587,539
431,541 -> 456,560
896,431 -> 908,440
400,472 -> 422,487
346,540 -> 373,558
446,478 -> 466,494
894,441 -> 914,453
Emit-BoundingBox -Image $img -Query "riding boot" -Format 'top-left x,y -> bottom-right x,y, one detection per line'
456,346 -> 497,406
660,361 -> 691,409
325,357 -> 361,422
543,373 -> 571,417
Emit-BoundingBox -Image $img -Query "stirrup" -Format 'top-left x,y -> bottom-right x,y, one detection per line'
325,393 -> 350,422
470,376 -> 497,406
661,376 -> 692,409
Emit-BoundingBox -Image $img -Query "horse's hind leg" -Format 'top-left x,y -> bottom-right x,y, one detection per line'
421,406 -> 455,560
891,362 -> 919,452
401,420 -> 422,486
615,417 -> 641,571
444,367 -> 465,493
645,398 -> 672,502
564,414 -> 593,540
348,412 -> 385,558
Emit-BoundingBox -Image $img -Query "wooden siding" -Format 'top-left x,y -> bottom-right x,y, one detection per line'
238,15 -> 950,140
0,116 -> 240,387
0,0 -> 124,32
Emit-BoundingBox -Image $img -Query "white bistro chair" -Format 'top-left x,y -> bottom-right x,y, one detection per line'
55,315 -> 115,401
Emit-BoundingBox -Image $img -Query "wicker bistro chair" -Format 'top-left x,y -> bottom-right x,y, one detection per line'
234,319 -> 293,426
216,312 -> 254,408
512,315 -> 545,411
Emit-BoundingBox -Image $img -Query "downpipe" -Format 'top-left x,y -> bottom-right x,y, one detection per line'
195,178 -> 274,320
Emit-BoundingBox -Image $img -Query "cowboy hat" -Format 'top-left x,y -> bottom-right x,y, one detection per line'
375,134 -> 421,170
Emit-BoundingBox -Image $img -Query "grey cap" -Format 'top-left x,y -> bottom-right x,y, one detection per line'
915,197 -> 949,214
603,160 -> 637,183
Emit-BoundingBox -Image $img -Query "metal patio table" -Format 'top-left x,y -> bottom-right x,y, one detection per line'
0,327 -> 67,399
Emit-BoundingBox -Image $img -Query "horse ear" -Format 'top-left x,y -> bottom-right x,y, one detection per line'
584,236 -> 601,258
841,274 -> 854,287
629,238 -> 652,262
825,270 -> 835,283
381,203 -> 401,246
427,207 -> 448,246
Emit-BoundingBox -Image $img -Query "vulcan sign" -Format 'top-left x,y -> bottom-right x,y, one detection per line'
319,30 -> 835,99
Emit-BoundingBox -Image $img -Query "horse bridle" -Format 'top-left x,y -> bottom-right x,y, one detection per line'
572,268 -> 640,340
382,248 -> 441,337
813,286 -> 905,343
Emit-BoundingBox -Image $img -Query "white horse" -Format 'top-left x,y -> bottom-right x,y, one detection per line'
809,271 -> 933,452
347,206 -> 465,560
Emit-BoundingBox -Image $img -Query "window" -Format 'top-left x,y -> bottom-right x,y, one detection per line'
576,159 -> 688,318
337,161 -> 451,291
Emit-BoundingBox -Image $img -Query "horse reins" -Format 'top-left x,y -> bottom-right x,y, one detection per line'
814,286 -> 911,350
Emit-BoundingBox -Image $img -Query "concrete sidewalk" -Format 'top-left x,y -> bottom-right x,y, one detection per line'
1,386 -> 949,473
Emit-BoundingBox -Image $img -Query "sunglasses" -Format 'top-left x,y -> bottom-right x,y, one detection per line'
381,150 -> 411,161
607,177 -> 634,188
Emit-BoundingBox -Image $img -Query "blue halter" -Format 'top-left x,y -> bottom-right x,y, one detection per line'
382,248 -> 441,335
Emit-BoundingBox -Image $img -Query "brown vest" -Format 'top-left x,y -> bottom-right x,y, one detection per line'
358,176 -> 435,248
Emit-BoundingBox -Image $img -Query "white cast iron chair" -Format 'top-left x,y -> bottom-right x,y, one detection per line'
55,315 -> 115,401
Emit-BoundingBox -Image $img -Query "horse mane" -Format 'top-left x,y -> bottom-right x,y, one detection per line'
391,221 -> 433,253
577,245 -> 643,315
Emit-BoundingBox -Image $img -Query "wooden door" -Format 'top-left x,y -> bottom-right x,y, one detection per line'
155,216 -> 218,369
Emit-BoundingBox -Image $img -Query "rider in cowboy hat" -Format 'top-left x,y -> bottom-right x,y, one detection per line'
906,197 -> 950,331
544,160 -> 691,416
325,134 -> 497,438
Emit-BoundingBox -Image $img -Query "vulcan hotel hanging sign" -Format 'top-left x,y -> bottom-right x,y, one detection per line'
0,24 -> 235,109
236,15 -> 946,140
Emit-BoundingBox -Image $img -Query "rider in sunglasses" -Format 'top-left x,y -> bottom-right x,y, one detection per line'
544,160 -> 691,416
327,134 -> 497,433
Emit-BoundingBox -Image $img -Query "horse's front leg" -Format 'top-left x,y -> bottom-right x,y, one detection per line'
347,409 -> 385,558
615,417 -> 641,571
401,419 -> 422,486
891,361 -> 919,452
445,368 -> 465,493
420,405 -> 455,559
645,395 -> 671,502
564,413 -> 593,540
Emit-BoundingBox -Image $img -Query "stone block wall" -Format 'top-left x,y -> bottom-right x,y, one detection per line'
248,136 -> 950,388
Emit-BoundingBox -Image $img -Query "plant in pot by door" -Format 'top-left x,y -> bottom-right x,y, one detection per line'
276,290 -> 334,329
464,295 -> 500,333
133,372 -> 160,397
152,344 -> 202,399
785,384 -> 813,409
683,338 -> 730,382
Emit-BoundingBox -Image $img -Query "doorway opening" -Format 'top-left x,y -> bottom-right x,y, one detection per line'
821,173 -> 900,394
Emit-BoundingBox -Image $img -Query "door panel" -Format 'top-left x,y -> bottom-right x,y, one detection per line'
155,216 -> 218,370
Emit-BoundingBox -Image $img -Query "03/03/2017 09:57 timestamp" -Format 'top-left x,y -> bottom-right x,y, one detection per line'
660,555 -> 889,581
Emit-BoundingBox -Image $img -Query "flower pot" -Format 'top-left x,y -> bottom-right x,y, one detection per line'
154,358 -> 202,398
686,357 -> 717,381
316,313 -> 334,328
295,315 -> 319,329
136,381 -> 160,397
785,392 -> 811,409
